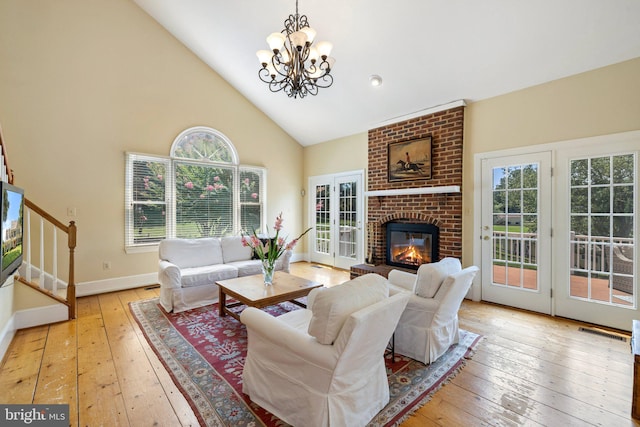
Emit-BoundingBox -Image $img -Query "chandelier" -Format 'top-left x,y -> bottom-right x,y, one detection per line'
256,0 -> 335,99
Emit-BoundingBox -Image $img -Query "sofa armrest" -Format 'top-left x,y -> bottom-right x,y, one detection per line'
280,250 -> 292,273
241,307 -> 337,369
158,260 -> 181,289
389,283 -> 412,297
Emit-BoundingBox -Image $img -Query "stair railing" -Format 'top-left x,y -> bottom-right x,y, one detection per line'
16,199 -> 77,319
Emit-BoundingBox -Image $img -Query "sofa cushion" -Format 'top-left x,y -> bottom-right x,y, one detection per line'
180,264 -> 238,288
159,238 -> 224,269
415,257 -> 462,298
226,258 -> 286,277
307,273 -> 389,345
221,236 -> 253,263
226,260 -> 263,276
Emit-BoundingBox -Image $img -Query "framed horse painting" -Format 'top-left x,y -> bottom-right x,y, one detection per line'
388,136 -> 432,182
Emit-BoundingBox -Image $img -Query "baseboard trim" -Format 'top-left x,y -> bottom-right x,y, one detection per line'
0,314 -> 16,363
76,273 -> 158,297
290,253 -> 308,263
0,303 -> 70,362
14,304 -> 69,329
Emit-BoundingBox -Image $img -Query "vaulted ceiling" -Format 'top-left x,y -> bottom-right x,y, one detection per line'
133,0 -> 640,146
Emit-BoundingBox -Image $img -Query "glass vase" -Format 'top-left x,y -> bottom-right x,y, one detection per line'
261,259 -> 276,286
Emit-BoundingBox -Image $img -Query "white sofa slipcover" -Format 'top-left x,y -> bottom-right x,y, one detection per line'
158,236 -> 292,313
388,258 -> 479,364
241,273 -> 410,427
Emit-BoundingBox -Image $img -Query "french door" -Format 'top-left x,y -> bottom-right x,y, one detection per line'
480,152 -> 552,314
478,134 -> 638,330
309,171 -> 364,270
553,143 -> 637,330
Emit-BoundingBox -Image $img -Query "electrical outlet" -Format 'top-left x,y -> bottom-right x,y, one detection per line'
103,261 -> 111,270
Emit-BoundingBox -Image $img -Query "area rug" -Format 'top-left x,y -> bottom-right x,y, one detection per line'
130,299 -> 482,427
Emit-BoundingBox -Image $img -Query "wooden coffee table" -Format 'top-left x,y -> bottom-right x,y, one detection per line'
217,271 -> 323,321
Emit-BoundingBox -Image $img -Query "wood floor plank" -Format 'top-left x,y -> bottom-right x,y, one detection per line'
419,377 -> 536,427
0,326 -> 48,404
98,291 -> 183,426
33,320 -> 78,427
450,367 -> 588,426
76,294 -> 102,318
464,357 -> 631,421
471,344 -> 632,413
119,288 -> 201,426
77,308 -> 128,426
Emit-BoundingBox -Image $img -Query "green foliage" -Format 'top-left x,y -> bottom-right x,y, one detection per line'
175,163 -> 233,237
570,155 -> 634,239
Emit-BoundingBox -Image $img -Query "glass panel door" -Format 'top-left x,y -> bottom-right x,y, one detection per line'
554,141 -> 637,331
569,154 -> 635,306
481,152 -> 552,314
334,176 -> 363,269
309,172 -> 364,269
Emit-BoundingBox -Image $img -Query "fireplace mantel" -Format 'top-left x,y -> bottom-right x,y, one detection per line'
365,185 -> 460,197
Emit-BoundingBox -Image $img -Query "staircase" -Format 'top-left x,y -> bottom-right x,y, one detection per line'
1,124 -> 77,319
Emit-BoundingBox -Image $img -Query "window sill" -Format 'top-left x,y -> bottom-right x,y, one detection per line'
125,244 -> 159,254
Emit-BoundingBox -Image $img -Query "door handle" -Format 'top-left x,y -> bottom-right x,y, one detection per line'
483,236 -> 490,240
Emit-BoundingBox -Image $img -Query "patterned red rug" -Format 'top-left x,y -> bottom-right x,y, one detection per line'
130,299 -> 481,426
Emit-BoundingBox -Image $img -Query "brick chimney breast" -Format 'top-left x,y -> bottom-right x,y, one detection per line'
367,106 -> 464,265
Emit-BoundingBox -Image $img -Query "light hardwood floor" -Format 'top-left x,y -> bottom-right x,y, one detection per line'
1,262 -> 638,426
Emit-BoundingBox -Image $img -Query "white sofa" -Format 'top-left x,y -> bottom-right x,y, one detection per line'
158,236 -> 292,313
241,273 -> 410,427
388,258 -> 479,364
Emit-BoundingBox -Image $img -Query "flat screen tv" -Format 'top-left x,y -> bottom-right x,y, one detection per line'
1,181 -> 24,286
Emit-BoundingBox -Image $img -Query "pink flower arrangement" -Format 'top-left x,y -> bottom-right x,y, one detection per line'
241,212 -> 312,266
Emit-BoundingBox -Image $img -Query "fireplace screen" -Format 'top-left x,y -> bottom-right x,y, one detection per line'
386,223 -> 439,269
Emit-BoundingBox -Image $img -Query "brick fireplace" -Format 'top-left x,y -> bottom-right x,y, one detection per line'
351,105 -> 464,278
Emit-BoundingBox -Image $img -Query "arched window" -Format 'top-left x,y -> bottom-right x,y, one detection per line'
125,127 -> 265,251
170,127 -> 238,163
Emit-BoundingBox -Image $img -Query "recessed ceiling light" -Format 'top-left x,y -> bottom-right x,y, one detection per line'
369,75 -> 383,87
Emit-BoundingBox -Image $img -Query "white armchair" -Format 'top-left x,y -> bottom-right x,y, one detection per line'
388,258 -> 479,364
240,273 -> 410,427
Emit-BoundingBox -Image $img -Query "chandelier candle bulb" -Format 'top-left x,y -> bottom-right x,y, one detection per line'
267,32 -> 286,52
315,41 -> 333,58
256,50 -> 272,66
300,26 -> 316,43
308,47 -> 319,63
256,0 -> 334,98
290,31 -> 308,50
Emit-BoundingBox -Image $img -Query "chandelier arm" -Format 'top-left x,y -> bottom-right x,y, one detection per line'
258,68 -> 274,84
312,73 -> 333,89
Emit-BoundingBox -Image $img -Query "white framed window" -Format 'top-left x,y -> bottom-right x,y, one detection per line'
125,127 -> 266,252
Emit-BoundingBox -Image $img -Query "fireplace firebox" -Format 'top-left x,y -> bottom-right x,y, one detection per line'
386,222 -> 439,270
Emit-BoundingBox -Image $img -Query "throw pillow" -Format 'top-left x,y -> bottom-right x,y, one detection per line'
414,257 -> 462,298
307,273 -> 389,345
221,236 -> 253,263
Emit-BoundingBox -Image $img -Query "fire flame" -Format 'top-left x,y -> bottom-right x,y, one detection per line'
391,239 -> 430,266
